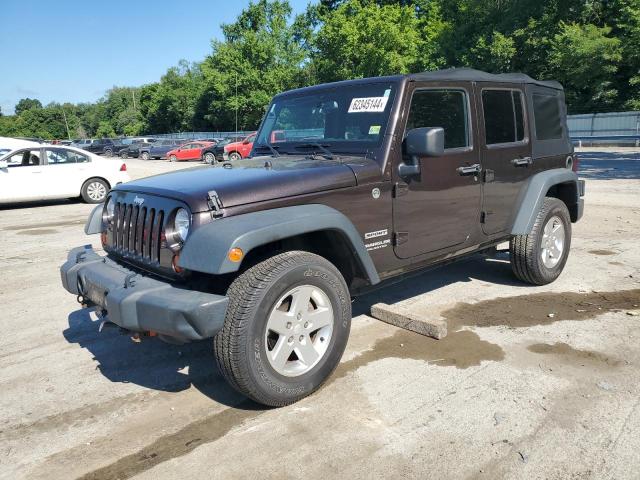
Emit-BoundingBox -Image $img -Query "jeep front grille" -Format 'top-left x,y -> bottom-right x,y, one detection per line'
112,202 -> 164,263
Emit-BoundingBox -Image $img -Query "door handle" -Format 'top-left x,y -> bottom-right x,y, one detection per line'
31,170 -> 43,174
456,164 -> 481,176
511,157 -> 533,167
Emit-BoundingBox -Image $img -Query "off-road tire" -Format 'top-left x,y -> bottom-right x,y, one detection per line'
510,197 -> 571,285
81,177 -> 109,204
213,251 -> 351,407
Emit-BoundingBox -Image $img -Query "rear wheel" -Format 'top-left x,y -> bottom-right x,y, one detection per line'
228,151 -> 241,161
213,251 -> 351,407
81,178 -> 109,204
510,197 -> 571,285
204,152 -> 215,164
104,148 -> 113,157
140,151 -> 150,160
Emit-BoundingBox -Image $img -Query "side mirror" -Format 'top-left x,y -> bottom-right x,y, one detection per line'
0,160 -> 7,169
405,127 -> 445,157
399,127 -> 445,178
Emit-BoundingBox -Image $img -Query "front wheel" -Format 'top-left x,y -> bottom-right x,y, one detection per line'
510,197 -> 572,285
214,251 -> 351,407
204,152 -> 215,164
228,151 -> 242,161
104,148 -> 113,157
119,151 -> 128,159
169,154 -> 177,162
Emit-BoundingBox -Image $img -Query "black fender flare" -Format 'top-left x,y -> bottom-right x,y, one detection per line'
510,168 -> 583,235
179,204 -> 381,285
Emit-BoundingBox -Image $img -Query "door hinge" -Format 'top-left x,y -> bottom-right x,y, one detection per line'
394,182 -> 409,198
483,169 -> 495,183
394,231 -> 409,246
207,190 -> 224,218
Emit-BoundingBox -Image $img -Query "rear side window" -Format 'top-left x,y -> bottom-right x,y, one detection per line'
533,93 -> 563,140
482,90 -> 526,145
46,149 -> 90,164
406,89 -> 470,149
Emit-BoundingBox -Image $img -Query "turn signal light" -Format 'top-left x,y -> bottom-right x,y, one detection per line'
228,247 -> 244,263
120,163 -> 127,171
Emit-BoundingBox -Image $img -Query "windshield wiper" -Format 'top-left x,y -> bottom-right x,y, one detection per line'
294,142 -> 334,160
252,143 -> 280,158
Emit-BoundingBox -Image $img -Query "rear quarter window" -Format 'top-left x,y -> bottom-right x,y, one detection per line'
533,93 -> 563,140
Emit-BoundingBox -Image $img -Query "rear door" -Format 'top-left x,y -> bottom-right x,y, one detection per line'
44,148 -> 91,198
476,85 -> 532,235
392,83 -> 482,258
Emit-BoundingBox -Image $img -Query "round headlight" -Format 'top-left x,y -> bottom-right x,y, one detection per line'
174,208 -> 190,242
104,197 -> 115,223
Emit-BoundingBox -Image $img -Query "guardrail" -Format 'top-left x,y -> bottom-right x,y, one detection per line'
571,134 -> 640,147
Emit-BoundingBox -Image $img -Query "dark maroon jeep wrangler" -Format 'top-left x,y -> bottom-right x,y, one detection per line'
61,68 -> 584,406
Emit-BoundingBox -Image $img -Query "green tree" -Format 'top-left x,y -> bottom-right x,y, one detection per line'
198,0 -> 309,131
14,98 -> 43,115
546,23 -> 622,112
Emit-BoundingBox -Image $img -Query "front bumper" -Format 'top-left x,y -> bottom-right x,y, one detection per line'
60,246 -> 228,343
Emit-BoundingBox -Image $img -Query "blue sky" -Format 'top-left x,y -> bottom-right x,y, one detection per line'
0,0 -> 312,114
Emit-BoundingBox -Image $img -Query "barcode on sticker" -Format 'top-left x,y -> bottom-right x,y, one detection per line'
348,97 -> 389,113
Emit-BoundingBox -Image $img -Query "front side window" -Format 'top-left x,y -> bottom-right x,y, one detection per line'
256,83 -> 397,154
5,149 -> 41,167
405,89 -> 470,150
482,90 -> 526,145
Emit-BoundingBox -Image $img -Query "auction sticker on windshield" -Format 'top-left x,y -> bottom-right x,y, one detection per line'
348,97 -> 389,113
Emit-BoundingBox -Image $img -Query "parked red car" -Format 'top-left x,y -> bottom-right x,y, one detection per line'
223,133 -> 256,161
167,141 -> 214,162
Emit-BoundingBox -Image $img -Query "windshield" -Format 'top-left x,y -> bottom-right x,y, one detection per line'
256,82 -> 397,154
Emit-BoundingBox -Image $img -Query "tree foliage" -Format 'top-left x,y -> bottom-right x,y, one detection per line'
2,0 -> 640,139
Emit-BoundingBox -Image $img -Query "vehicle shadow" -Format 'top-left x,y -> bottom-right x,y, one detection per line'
62,309 -> 255,410
0,198 -> 81,210
353,249 -> 521,316
577,151 -> 640,180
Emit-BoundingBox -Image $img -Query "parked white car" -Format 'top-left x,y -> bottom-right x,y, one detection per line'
0,144 -> 130,205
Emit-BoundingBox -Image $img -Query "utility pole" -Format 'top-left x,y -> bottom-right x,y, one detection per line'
132,90 -> 137,110
61,107 -> 71,140
235,72 -> 238,141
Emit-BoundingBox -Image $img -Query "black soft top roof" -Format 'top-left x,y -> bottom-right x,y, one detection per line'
407,68 -> 563,90
279,68 -> 562,97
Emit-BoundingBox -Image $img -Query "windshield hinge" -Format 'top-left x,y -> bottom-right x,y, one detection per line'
207,190 -> 224,218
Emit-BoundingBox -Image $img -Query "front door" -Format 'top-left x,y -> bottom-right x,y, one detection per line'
476,85 -> 532,235
393,83 -> 482,259
0,148 -> 46,203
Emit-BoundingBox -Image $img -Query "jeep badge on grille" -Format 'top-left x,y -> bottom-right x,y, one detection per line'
133,196 -> 145,206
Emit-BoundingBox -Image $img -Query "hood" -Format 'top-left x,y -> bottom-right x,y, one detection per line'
114,155 -> 382,212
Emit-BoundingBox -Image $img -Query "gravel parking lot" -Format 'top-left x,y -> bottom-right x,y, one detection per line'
1,151 -> 639,480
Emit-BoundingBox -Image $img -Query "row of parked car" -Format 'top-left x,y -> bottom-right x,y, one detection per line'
66,133 -> 257,164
